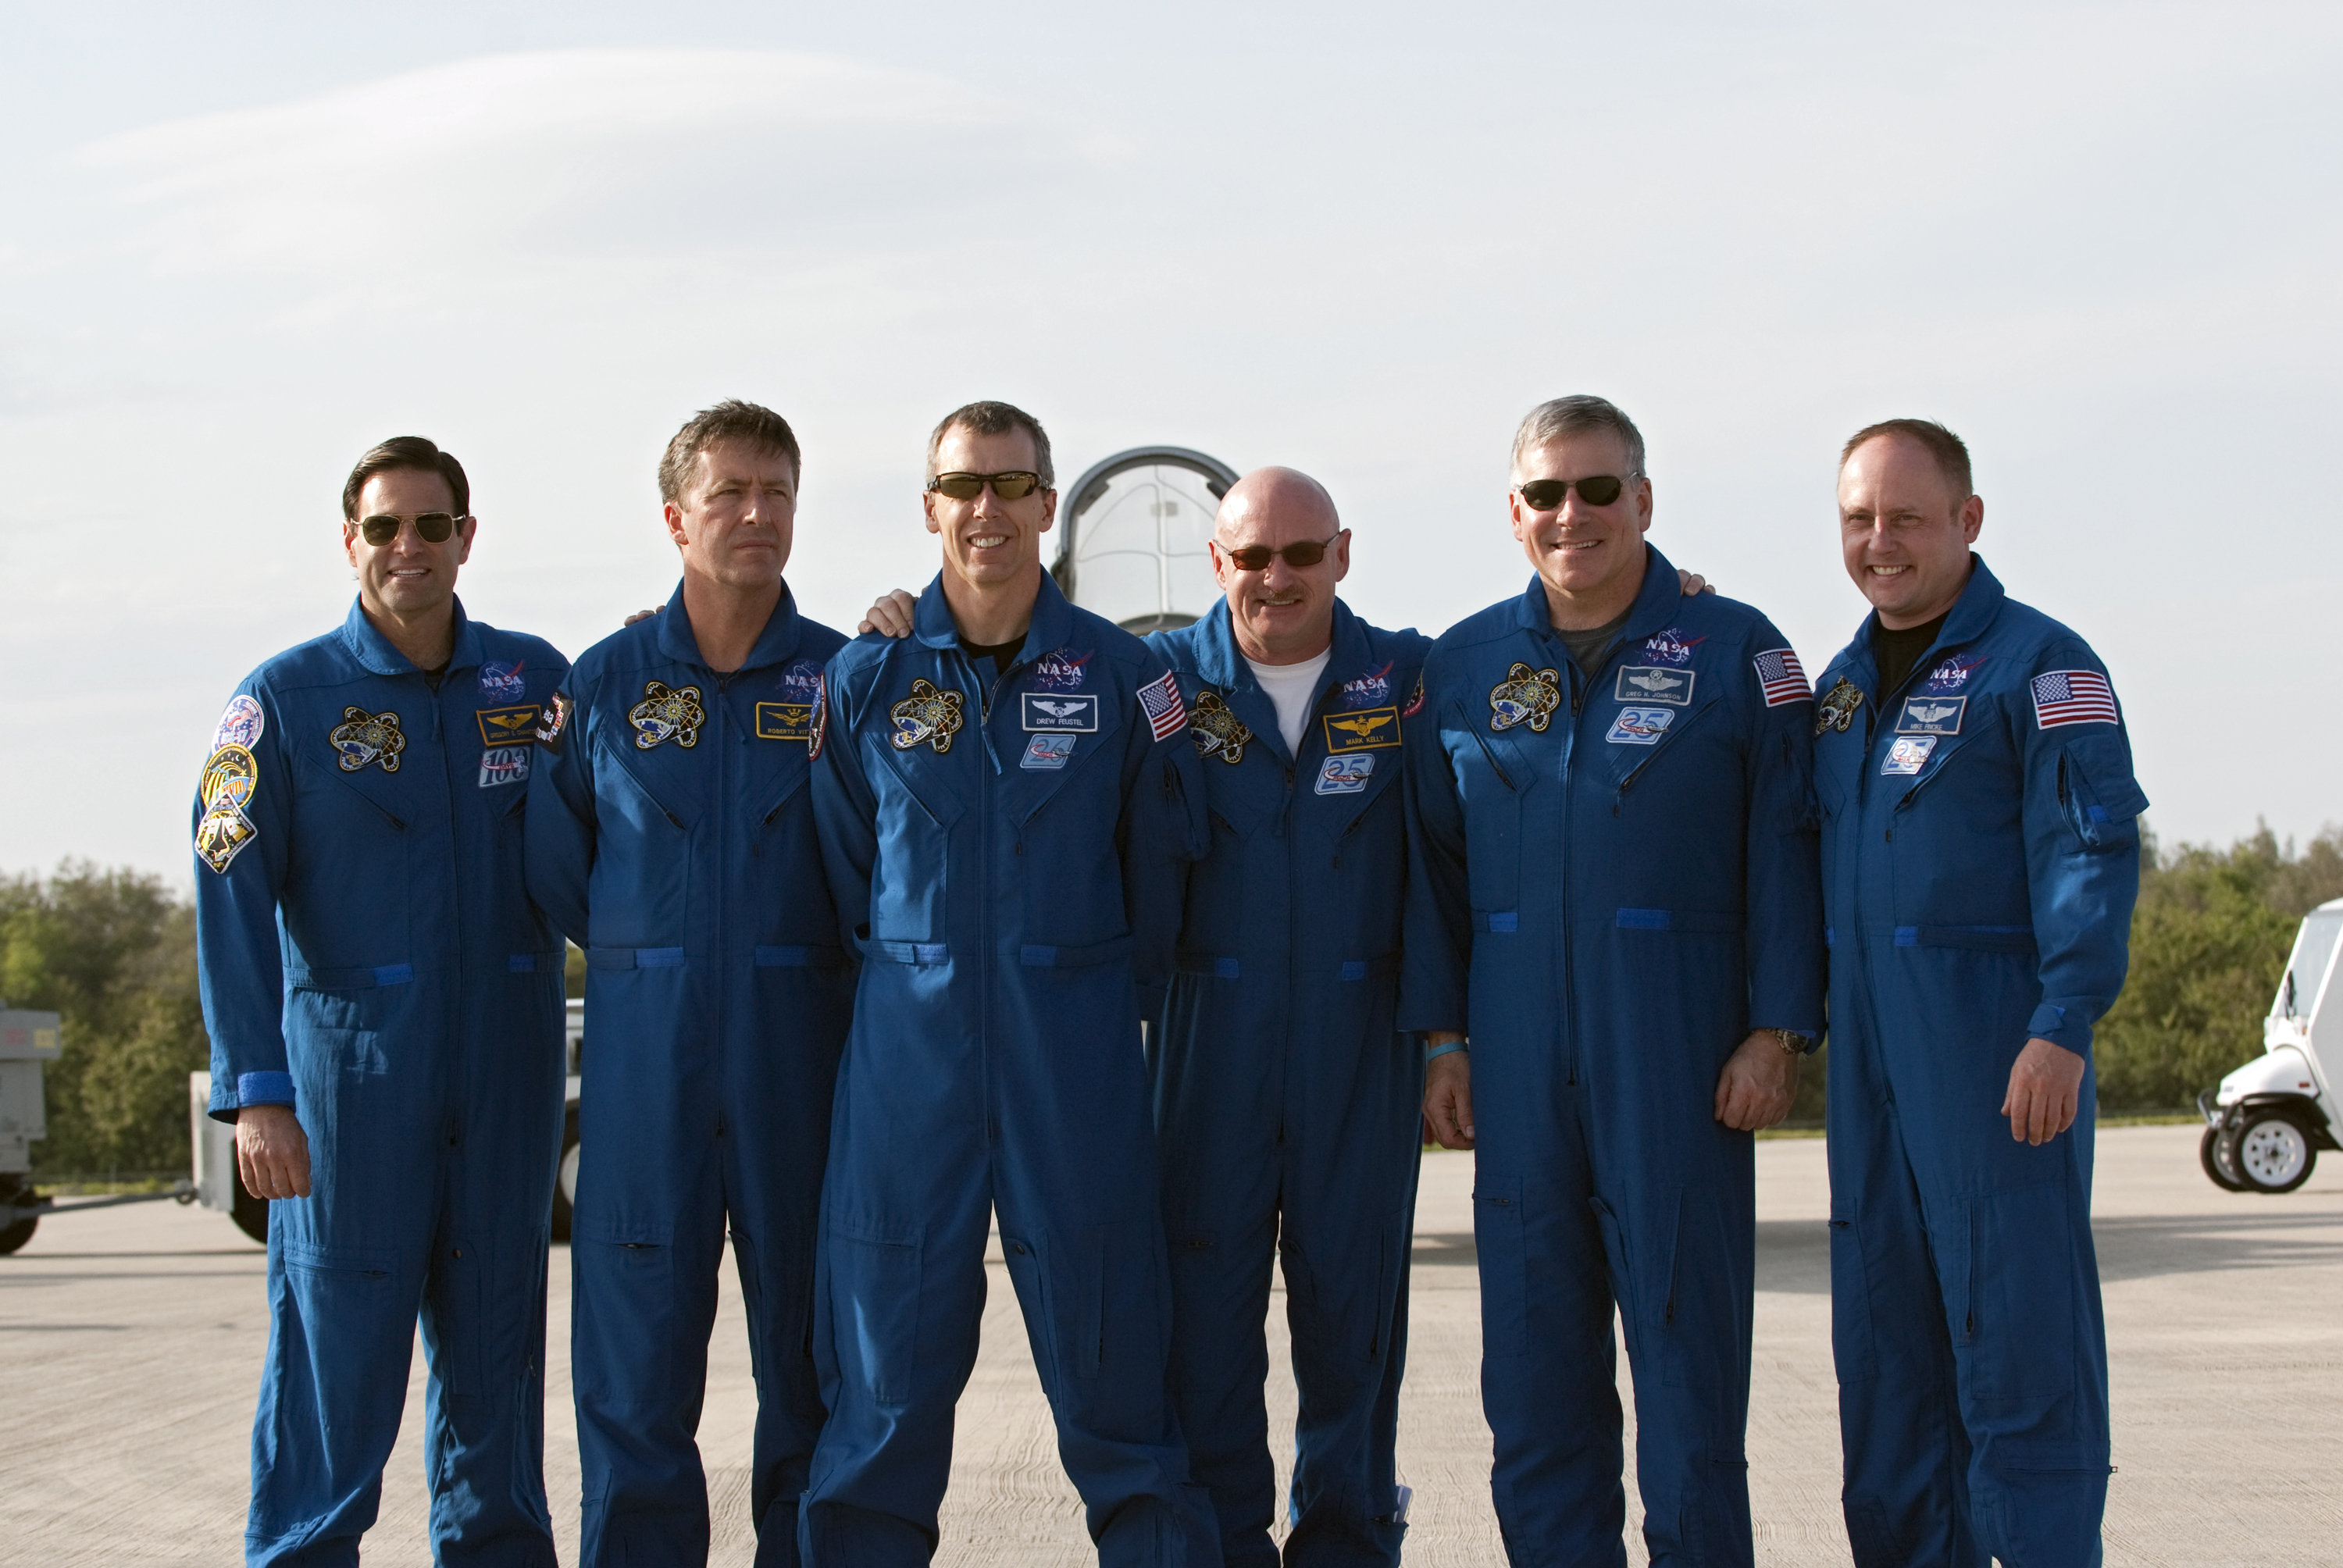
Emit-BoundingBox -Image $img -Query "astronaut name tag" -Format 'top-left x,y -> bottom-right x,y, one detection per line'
1022,693 -> 1098,732
1881,736 -> 1938,775
476,705 -> 541,747
1614,666 -> 1695,706
1895,696 -> 1965,735
1315,754 -> 1375,794
1606,706 -> 1674,745
757,701 -> 812,741
1322,706 -> 1400,752
1022,733 -> 1077,770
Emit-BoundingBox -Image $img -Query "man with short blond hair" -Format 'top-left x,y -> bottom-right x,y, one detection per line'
528,400 -> 852,1567
1817,418 -> 2143,1567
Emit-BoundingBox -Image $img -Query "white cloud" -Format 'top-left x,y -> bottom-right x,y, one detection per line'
78,48 -> 1106,280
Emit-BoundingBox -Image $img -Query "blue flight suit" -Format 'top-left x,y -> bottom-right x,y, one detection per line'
1402,551 -> 1824,1568
525,583 -> 853,1568
801,572 -> 1216,1567
1813,556 -> 2145,1568
194,598 -> 569,1568
1149,600 -> 1429,1568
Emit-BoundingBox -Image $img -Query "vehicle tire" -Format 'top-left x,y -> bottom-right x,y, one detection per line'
230,1164 -> 270,1244
0,1175 -> 38,1255
2234,1113 -> 2316,1193
2201,1125 -> 2248,1192
551,1105 -> 580,1242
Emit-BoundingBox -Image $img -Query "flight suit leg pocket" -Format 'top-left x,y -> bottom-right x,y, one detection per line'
280,1240 -> 404,1434
1828,1199 -> 1878,1384
826,1216 -> 922,1409
1472,1176 -> 1527,1357
572,1219 -> 676,1408
1965,1183 -> 2075,1402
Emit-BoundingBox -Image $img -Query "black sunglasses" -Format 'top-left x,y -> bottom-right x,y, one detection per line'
928,470 -> 1045,501
1516,474 -> 1636,511
1219,533 -> 1341,572
355,511 -> 464,546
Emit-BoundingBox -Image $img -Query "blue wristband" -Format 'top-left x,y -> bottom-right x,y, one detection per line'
1424,1040 -> 1467,1064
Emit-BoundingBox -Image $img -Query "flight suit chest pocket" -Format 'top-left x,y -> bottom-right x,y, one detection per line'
1450,700 -> 1526,914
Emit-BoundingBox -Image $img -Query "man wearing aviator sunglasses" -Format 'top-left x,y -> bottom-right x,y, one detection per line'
1404,395 -> 1824,1567
194,435 -> 572,1566
801,401 -> 1216,1565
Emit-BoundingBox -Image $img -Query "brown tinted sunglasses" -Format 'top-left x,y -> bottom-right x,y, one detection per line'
1217,533 -> 1343,572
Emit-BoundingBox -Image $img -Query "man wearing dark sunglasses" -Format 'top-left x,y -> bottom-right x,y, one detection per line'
526,400 -> 853,1568
194,435 -> 572,1566
1404,395 -> 1825,1567
800,401 -> 1218,1566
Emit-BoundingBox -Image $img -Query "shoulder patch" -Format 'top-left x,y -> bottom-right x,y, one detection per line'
212,694 -> 265,751
1137,670 -> 1186,741
2031,669 -> 2119,729
195,743 -> 260,873
1752,649 -> 1810,707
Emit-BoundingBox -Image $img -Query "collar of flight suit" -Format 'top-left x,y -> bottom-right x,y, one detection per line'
1189,594 -> 1374,765
1501,541 -> 1688,657
1838,551 -> 2007,694
334,593 -> 482,678
908,565 -> 1077,668
653,576 -> 809,673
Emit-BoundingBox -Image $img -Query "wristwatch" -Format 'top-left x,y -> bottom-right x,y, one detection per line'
1770,1028 -> 1816,1057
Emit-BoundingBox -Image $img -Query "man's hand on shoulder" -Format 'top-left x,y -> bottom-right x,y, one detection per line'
859,589 -> 918,638
235,1104 -> 312,1199
2002,1037 -> 2085,1145
623,604 -> 664,627
1677,568 -> 1713,597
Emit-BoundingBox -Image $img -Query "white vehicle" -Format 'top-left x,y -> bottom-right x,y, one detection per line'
2199,897 -> 2343,1193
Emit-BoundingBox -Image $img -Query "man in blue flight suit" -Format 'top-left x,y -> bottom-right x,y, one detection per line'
196,436 -> 569,1566
1817,419 -> 2145,1568
526,401 -> 853,1568
1404,396 -> 1825,1567
1148,467 -> 1428,1567
801,400 -> 1215,1566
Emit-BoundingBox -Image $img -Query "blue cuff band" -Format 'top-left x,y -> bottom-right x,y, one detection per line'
235,1071 -> 297,1107
1424,1041 -> 1467,1063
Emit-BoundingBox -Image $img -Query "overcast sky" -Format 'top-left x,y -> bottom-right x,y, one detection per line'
3,2 -> 2336,883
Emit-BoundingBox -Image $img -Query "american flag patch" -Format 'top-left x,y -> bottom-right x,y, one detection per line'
1752,648 -> 1810,707
1138,671 -> 1187,741
2031,669 -> 2118,729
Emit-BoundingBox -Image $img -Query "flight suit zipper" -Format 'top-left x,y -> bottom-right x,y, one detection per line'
1559,648 -> 1588,1088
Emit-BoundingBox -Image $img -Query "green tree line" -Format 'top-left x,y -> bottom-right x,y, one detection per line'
6,827 -> 2339,1174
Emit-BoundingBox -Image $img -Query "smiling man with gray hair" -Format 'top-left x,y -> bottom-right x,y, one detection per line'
1405,395 -> 1824,1566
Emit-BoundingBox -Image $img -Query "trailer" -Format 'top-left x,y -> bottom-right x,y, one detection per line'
1,1009 -> 204,1254
2199,896 -> 2343,1192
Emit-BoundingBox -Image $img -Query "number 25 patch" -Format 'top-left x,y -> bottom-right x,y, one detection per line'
1881,736 -> 1938,775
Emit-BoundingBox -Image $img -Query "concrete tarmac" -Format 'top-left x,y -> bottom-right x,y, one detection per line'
2,1125 -> 2334,1565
